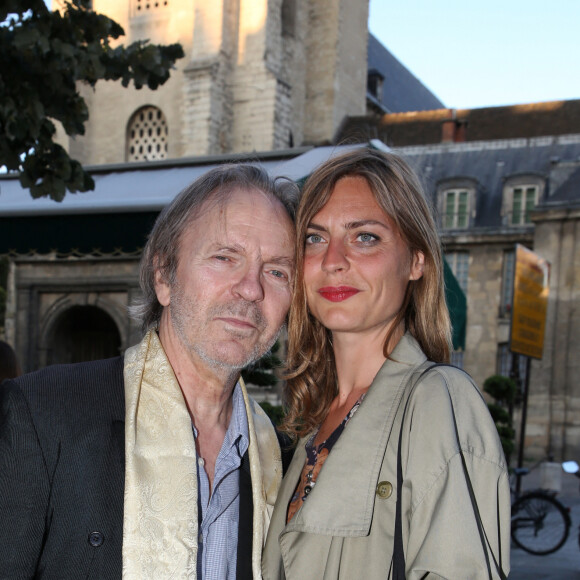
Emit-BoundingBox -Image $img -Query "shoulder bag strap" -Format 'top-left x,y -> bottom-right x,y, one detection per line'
393,363 -> 507,580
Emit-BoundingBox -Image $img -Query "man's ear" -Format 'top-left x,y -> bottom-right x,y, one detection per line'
409,251 -> 425,281
154,259 -> 171,307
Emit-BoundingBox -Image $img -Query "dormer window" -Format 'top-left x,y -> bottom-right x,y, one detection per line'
502,176 -> 544,226
367,70 -> 384,102
511,186 -> 538,225
444,190 -> 469,228
437,179 -> 477,230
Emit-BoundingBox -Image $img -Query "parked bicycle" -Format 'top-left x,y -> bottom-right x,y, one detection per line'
510,465 -> 571,555
562,460 -> 580,550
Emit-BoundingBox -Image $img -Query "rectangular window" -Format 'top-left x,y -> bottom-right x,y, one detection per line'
450,350 -> 464,369
500,250 -> 515,317
445,251 -> 469,295
496,343 -> 528,388
444,190 -> 469,229
511,186 -> 537,225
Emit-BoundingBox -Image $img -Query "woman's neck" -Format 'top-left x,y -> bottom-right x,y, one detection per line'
331,323 -> 405,397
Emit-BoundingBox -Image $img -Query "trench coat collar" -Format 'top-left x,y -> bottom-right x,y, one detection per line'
281,333 -> 428,537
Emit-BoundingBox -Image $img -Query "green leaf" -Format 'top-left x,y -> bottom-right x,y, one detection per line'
0,0 -> 184,200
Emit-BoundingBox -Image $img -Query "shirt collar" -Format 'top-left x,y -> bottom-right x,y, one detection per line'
224,382 -> 250,459
191,382 -> 250,459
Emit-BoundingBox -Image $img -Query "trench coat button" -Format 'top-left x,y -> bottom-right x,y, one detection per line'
376,481 -> 393,499
88,531 -> 104,547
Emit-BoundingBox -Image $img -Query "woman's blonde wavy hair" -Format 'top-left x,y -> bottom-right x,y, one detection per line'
282,147 -> 452,438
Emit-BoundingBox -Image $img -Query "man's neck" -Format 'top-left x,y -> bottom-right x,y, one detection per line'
157,324 -> 241,489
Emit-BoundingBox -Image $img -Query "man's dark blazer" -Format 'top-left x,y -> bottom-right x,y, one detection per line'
0,357 -> 258,579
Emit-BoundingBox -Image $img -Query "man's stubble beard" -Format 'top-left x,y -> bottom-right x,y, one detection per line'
169,282 -> 283,375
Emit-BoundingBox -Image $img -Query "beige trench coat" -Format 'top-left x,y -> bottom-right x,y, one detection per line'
262,334 -> 510,580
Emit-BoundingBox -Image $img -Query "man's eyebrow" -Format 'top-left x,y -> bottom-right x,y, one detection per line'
210,244 -> 294,267
209,244 -> 244,254
268,256 -> 294,268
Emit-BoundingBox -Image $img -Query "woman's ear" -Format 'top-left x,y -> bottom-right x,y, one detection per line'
409,251 -> 425,281
154,259 -> 171,307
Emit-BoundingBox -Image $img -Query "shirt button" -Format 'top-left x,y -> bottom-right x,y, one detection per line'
88,531 -> 104,547
376,481 -> 393,499
198,457 -> 205,466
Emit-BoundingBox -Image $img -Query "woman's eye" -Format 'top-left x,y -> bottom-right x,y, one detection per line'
357,233 -> 378,243
306,233 -> 323,244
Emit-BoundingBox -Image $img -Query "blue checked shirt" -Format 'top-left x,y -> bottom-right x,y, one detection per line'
194,383 -> 250,580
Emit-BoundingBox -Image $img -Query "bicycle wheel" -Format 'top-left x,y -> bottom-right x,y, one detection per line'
511,491 -> 571,555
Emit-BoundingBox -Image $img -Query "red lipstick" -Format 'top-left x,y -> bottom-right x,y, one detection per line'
318,286 -> 360,302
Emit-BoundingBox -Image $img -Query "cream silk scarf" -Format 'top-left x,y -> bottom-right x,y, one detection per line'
122,330 -> 283,580
123,330 -> 198,579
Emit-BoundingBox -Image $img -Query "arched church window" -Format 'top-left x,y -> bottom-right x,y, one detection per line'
281,0 -> 296,37
126,106 -> 168,162
134,0 -> 168,14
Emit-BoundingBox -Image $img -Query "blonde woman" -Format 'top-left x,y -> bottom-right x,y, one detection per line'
262,148 -> 510,579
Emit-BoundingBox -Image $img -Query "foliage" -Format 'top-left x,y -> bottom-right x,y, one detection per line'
258,402 -> 285,427
0,0 -> 184,201
241,340 -> 282,388
483,374 -> 517,405
484,374 -> 517,462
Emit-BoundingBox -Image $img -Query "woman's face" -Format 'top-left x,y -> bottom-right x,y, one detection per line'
303,176 -> 424,341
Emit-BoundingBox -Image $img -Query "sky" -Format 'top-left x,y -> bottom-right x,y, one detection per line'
42,0 -> 578,111
368,0 -> 579,110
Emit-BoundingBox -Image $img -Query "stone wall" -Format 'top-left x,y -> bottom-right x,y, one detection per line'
525,207 -> 580,460
66,0 -> 370,163
442,232 -> 533,390
6,254 -> 142,373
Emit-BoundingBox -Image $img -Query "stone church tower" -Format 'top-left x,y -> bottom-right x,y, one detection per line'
67,0 -> 369,165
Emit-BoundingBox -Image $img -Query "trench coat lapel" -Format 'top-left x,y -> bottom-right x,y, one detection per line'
282,334 -> 428,536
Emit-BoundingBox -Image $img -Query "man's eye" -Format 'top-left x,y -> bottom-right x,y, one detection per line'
270,269 -> 287,279
306,233 -> 323,244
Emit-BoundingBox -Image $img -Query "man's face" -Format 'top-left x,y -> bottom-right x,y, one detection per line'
155,188 -> 295,373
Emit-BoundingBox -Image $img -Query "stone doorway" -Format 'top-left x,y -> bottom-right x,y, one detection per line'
46,305 -> 122,366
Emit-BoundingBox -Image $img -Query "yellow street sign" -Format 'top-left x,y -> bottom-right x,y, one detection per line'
510,245 -> 550,359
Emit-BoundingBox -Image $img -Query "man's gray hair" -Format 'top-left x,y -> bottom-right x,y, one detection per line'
129,163 -> 298,333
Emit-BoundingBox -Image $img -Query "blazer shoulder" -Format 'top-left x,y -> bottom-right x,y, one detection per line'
5,356 -> 125,419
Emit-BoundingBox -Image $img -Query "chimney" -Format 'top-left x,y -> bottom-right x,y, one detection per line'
441,109 -> 467,143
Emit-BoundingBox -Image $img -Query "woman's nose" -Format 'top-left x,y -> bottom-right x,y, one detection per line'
321,239 -> 349,273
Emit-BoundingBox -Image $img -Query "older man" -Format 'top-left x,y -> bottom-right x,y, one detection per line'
0,165 -> 297,579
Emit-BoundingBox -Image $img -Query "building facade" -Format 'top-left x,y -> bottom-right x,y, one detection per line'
338,100 -> 580,461
59,0 -> 369,164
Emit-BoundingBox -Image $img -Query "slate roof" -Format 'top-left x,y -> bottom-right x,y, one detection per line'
367,33 -> 444,114
340,100 -> 580,147
396,135 -> 580,229
0,144 -> 364,254
547,165 -> 580,205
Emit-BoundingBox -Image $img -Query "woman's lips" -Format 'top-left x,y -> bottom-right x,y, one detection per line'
318,286 -> 360,302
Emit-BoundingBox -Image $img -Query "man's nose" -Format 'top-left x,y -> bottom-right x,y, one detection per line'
321,239 -> 349,273
232,265 -> 265,302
